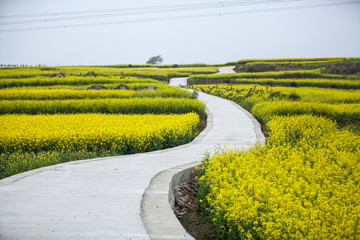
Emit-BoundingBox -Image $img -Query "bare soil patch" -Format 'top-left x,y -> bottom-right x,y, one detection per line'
174,178 -> 216,240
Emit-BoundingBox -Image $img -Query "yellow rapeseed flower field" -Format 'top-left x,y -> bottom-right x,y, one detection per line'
189,84 -> 360,126
0,66 -> 207,178
252,101 -> 360,125
0,113 -> 200,178
191,72 -> 360,239
0,97 -> 206,117
0,113 -> 199,154
197,115 -> 360,239
0,66 -> 219,81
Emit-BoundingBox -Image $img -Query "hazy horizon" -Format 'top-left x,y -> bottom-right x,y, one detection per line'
1,0 -> 359,66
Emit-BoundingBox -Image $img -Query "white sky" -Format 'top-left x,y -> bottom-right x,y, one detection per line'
0,0 -> 359,66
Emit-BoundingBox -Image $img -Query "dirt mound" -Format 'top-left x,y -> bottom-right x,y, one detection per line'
87,84 -> 109,90
114,84 -> 130,90
174,178 -> 215,240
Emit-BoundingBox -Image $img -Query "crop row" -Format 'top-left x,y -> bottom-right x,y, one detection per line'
235,58 -> 360,75
191,81 -> 360,239
188,69 -> 349,85
0,113 -> 200,178
193,86 -> 360,125
239,61 -> 357,73
82,66 -> 219,81
226,78 -> 360,89
242,59 -> 344,66
98,63 -> 220,68
0,150 -> 103,179
101,62 -> 235,68
0,113 -> 200,154
0,76 -> 161,88
252,101 -> 360,126
190,84 -> 360,105
0,64 -> 209,179
0,87 -> 195,100
197,115 -> 359,239
0,66 -> 220,79
0,97 -> 206,117
236,57 -> 360,65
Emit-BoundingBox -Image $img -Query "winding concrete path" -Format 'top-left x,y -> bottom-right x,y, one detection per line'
168,77 -> 188,87
0,67 -> 264,240
215,66 -> 236,74
168,66 -> 236,87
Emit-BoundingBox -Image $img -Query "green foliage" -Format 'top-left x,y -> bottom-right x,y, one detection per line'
189,84 -> 360,123
236,57 -> 359,65
188,69 -> 346,86
189,77 -> 360,89
100,63 -> 218,68
236,58 -> 360,76
0,98 -> 206,118
0,87 -> 195,100
288,92 -> 301,101
0,66 -> 219,81
146,55 -> 164,64
0,150 -> 102,179
252,101 -> 360,126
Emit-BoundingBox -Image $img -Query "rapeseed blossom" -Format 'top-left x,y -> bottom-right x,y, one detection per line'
0,98 -> 206,117
197,115 -> 360,239
0,113 -> 199,154
0,113 -> 200,178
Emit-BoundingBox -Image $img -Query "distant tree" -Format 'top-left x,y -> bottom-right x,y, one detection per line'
146,55 -> 163,64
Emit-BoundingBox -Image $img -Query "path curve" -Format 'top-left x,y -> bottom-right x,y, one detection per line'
169,77 -> 188,87
215,66 -> 236,74
0,67 -> 264,240
168,66 -> 236,87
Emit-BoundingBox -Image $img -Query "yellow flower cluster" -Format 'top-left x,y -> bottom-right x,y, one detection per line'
0,67 -> 51,78
252,101 -> 360,125
0,97 -> 206,117
0,75 -> 161,88
0,66 -> 219,81
0,113 -> 199,154
192,78 -> 359,239
0,88 -> 135,100
0,65 -> 210,179
197,115 -> 360,239
223,78 -> 360,89
190,84 -> 360,103
189,84 -> 360,124
189,69 -> 347,85
0,149 -> 99,178
275,86 -> 360,103
0,87 -> 194,100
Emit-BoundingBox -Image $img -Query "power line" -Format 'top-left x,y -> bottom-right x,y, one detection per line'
0,0 -> 296,20
0,1 -> 359,33
0,0 -> 300,25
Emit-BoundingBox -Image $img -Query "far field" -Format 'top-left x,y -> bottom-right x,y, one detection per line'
1,57 -> 359,239
0,63 -> 228,178
188,57 -> 360,240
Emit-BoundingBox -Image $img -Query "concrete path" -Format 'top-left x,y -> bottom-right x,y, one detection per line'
0,66 -> 263,240
168,77 -> 188,87
215,66 -> 236,74
168,67 -> 235,87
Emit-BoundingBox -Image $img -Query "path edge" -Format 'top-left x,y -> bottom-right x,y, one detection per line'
140,162 -> 198,240
140,97 -> 265,239
0,99 -> 212,187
